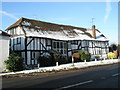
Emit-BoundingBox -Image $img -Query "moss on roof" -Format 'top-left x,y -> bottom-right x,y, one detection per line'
6,17 -> 92,38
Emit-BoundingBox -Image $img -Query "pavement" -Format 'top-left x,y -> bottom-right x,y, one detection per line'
0,59 -> 119,76
2,62 -> 120,89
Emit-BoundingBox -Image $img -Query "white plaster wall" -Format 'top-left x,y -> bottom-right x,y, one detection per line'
7,26 -> 24,35
0,36 -> 9,72
35,52 -> 39,64
27,51 -> 31,65
21,37 -> 25,50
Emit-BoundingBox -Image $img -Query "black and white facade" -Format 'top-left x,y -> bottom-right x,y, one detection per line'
6,17 -> 109,66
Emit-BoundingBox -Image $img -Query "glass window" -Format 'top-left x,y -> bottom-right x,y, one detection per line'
53,42 -> 57,48
60,42 -> 63,48
82,41 -> 86,46
64,50 -> 67,54
57,42 -> 59,49
10,29 -> 14,35
68,43 -> 71,49
17,37 -> 21,44
64,42 -> 67,49
89,41 -> 92,47
47,39 -> 51,45
71,40 -> 77,44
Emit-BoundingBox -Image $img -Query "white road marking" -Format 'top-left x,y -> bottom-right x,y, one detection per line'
112,73 -> 120,77
55,80 -> 93,90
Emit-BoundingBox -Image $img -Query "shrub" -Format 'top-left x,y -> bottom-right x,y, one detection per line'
4,54 -> 23,72
108,52 -> 116,59
38,52 -> 53,67
78,50 -> 91,62
53,53 -> 60,62
59,54 -> 68,64
37,50 -> 68,67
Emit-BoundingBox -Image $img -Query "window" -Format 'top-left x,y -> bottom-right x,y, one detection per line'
46,39 -> 51,46
53,42 -> 57,48
82,41 -> 86,47
14,28 -> 16,35
63,42 -> 67,49
60,42 -> 63,48
85,41 -> 89,47
68,43 -> 71,49
17,37 -> 21,44
71,40 -> 77,44
57,42 -> 59,49
64,50 -> 67,54
10,29 -> 14,35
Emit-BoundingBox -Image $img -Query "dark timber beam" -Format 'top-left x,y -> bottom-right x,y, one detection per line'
39,38 -> 47,50
27,38 -> 34,46
77,41 -> 81,49
51,39 -> 53,50
66,41 -> 69,60
25,37 -> 27,65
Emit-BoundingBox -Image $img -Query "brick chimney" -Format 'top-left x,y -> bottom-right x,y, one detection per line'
92,25 -> 96,39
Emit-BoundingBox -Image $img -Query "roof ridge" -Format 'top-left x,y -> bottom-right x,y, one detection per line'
17,17 -> 87,31
6,17 -> 88,31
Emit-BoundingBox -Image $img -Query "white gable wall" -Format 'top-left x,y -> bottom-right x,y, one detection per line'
0,35 -> 10,72
7,26 -> 24,35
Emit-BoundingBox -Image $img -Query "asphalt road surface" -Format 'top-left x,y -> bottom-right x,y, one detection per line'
2,63 -> 120,89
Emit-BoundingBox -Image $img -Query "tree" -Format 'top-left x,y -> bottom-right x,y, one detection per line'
78,50 -> 91,62
109,44 -> 119,58
109,44 -> 117,52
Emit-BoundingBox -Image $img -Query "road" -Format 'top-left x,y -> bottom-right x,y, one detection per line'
2,63 -> 120,89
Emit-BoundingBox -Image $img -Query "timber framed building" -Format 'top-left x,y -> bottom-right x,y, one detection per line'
6,17 -> 109,66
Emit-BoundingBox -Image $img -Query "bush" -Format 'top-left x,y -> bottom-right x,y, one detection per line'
78,50 -> 91,62
53,53 -> 60,62
59,54 -> 68,64
4,54 -> 23,72
38,52 -> 53,67
108,52 -> 116,59
37,50 -> 68,67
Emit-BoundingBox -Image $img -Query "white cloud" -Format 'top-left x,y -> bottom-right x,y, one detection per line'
0,10 -> 18,20
104,0 -> 112,24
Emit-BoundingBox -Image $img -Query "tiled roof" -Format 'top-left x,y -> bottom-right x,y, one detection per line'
6,17 -> 108,41
6,17 -> 92,38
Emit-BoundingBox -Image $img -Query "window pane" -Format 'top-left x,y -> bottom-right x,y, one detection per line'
64,43 -> 67,49
57,42 -> 59,48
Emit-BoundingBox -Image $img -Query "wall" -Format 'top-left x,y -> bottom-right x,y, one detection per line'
0,35 -> 9,72
9,36 -> 109,66
7,26 -> 24,35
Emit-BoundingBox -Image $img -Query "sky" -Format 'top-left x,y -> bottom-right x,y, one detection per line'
0,1 -> 118,44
